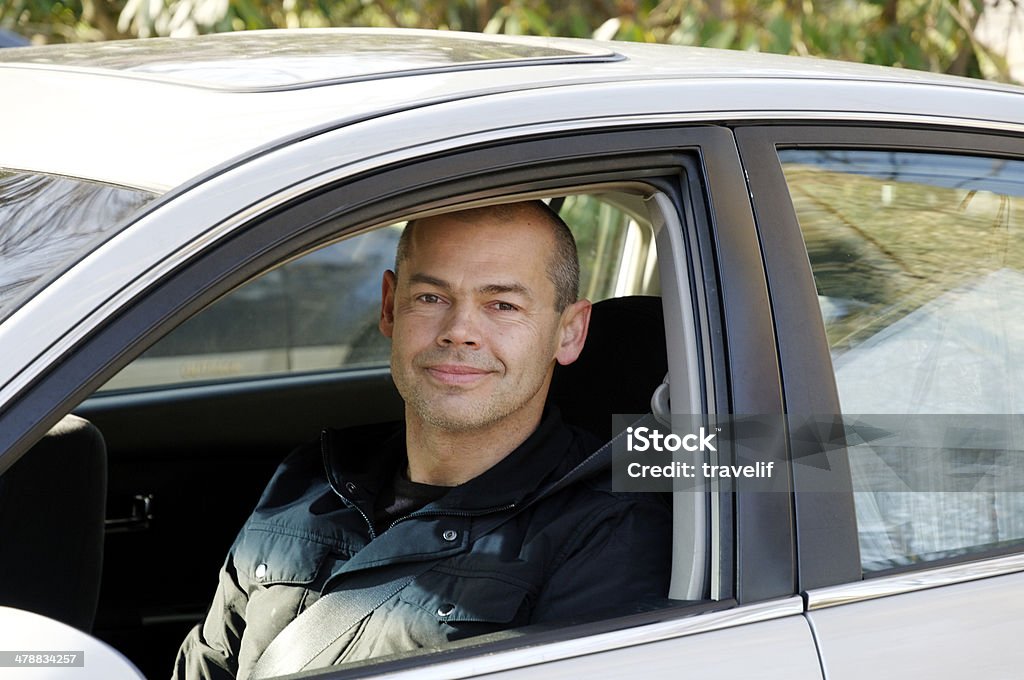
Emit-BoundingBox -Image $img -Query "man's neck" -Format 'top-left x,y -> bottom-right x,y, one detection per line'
404,408 -> 544,487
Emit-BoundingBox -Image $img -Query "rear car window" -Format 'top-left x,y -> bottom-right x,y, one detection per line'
781,149 -> 1024,572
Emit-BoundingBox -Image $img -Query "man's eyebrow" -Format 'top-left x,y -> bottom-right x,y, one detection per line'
478,283 -> 533,299
408,274 -> 533,300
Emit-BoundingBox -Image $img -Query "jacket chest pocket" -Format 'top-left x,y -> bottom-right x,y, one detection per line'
234,526 -> 341,589
397,569 -> 536,640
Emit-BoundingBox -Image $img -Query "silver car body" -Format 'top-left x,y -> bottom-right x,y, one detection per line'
1,28 -> 1023,679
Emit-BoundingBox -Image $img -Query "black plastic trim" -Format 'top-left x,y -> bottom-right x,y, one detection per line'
702,129 -> 795,604
734,126 -> 861,591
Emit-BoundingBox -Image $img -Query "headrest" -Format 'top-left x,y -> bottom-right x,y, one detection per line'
548,295 -> 668,441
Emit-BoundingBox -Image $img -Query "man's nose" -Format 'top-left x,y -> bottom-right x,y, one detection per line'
437,303 -> 480,347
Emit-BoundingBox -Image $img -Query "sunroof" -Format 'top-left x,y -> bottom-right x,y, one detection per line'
0,30 -> 619,91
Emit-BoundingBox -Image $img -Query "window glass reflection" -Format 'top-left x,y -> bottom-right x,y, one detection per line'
781,149 -> 1024,572
0,170 -> 156,321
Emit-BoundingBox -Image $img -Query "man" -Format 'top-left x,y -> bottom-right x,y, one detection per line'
174,201 -> 671,679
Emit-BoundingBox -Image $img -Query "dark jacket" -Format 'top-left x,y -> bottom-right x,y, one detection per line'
174,408 -> 672,679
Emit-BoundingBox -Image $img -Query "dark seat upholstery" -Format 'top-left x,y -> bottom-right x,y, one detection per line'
548,295 -> 668,441
0,414 -> 107,631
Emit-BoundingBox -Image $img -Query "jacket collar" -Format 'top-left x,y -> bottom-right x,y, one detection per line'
321,406 -> 603,514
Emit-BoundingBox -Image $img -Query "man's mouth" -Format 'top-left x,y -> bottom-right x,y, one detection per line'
424,364 -> 492,386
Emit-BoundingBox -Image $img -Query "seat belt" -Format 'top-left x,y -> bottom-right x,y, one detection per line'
251,558 -> 442,679
250,424 -> 636,679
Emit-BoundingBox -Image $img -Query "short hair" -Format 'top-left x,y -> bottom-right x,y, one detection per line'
395,200 -> 580,311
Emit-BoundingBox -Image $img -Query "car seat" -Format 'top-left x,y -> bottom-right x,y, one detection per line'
0,414 -> 107,631
548,295 -> 668,441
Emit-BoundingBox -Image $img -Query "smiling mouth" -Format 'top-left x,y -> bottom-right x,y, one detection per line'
424,364 -> 492,386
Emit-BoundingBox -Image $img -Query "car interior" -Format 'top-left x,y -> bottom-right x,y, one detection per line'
0,187 -> 716,678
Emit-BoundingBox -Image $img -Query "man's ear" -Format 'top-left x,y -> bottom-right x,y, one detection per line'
554,299 -> 591,366
379,270 -> 397,338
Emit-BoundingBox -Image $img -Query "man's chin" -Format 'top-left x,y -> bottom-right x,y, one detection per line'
419,413 -> 497,433
411,398 -> 504,433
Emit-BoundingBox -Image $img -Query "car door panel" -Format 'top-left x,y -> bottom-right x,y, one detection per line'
808,569 -> 1024,679
471,615 -> 823,680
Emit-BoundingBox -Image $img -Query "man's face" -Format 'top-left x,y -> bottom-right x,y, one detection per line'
379,212 -> 588,434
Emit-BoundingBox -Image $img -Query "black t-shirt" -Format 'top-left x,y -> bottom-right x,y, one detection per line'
371,465 -> 450,535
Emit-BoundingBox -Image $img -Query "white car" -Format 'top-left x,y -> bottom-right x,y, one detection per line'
1,27 -> 1023,679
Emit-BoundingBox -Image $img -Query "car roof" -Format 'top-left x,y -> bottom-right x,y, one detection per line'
3,27 -> 1024,192
4,28 -> 1018,93
0,29 -> 621,91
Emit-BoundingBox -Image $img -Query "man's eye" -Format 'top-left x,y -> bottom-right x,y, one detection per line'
418,294 -> 442,304
493,302 -> 518,312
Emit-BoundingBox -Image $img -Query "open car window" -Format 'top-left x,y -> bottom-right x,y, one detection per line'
101,194 -> 660,393
66,179 -> 725,678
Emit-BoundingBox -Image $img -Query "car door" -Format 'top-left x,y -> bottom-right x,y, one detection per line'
1,92 -> 818,677
738,124 -> 1024,678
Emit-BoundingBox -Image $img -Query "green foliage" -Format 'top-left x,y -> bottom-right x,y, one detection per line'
0,0 -> 1019,83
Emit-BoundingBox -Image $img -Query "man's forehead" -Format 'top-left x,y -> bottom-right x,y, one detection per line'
396,206 -> 563,306
413,213 -> 548,239
422,201 -> 550,227
406,215 -> 554,261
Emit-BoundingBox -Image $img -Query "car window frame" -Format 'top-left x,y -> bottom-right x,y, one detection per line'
736,123 -> 1024,591
0,124 -> 794,677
